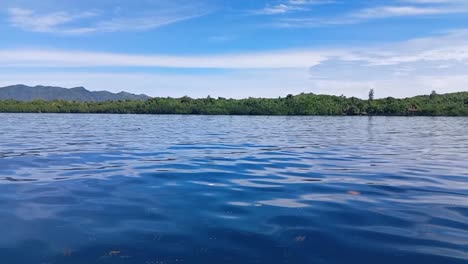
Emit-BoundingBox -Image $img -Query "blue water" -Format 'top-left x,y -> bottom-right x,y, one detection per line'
0,114 -> 467,264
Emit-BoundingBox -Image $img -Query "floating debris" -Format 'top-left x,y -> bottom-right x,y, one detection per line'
295,236 -> 306,242
348,191 -> 361,196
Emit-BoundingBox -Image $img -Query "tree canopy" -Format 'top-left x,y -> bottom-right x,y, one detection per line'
0,91 -> 467,116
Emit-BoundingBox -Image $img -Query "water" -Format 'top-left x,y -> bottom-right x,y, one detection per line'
0,114 -> 467,264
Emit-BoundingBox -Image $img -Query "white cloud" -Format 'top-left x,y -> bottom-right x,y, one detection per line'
254,4 -> 306,15
279,0 -> 468,26
1,30 -> 467,69
208,35 -> 236,43
6,5 -> 209,34
251,0 -> 334,15
0,30 -> 467,98
89,12 -> 206,33
7,8 -> 98,33
288,0 -> 335,4
0,49 -> 326,69
305,30 -> 468,97
353,6 -> 448,18
401,0 -> 465,3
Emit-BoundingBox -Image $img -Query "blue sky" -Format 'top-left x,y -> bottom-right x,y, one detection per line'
1,0 -> 468,98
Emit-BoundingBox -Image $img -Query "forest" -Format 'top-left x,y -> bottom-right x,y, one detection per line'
0,90 -> 467,116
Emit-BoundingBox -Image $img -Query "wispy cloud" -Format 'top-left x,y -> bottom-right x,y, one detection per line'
208,35 -> 236,43
253,4 -> 306,15
0,49 -> 326,69
401,0 -> 466,3
0,29 -> 467,70
6,5 -> 209,35
1,29 -> 468,98
7,8 -> 98,33
278,0 -> 468,27
89,12 -> 207,33
251,0 -> 334,15
354,6 -> 449,19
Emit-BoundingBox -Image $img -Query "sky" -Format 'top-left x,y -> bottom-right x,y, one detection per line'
0,0 -> 468,98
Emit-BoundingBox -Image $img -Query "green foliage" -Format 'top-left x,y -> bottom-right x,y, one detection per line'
0,92 -> 467,116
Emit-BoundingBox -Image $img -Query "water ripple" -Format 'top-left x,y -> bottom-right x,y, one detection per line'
0,114 -> 467,264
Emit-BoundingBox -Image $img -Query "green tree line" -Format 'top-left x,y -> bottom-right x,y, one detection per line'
0,91 -> 467,116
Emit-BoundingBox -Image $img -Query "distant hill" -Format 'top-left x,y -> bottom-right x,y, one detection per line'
0,85 -> 151,102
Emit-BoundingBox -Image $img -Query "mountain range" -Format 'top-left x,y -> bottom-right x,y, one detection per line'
0,85 -> 150,102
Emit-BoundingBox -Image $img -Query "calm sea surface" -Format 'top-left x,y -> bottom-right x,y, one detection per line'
0,114 -> 467,264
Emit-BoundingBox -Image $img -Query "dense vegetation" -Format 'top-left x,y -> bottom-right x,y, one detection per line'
0,91 -> 467,116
